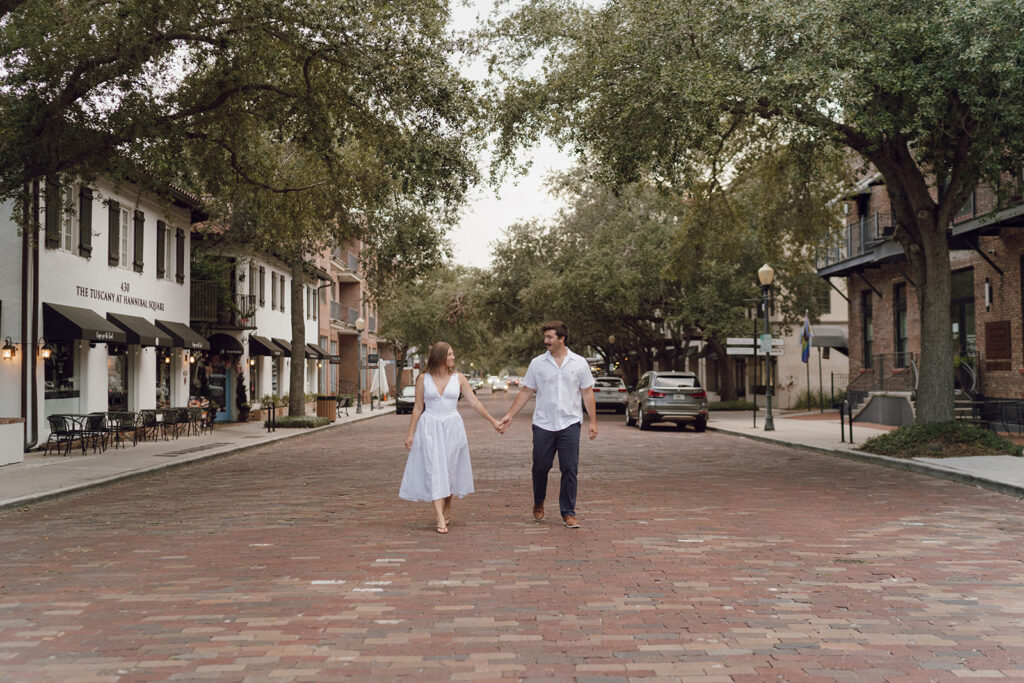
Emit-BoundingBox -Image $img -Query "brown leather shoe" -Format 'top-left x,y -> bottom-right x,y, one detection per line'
562,514 -> 580,528
533,502 -> 544,521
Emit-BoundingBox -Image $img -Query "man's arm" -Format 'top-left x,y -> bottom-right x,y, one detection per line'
581,387 -> 598,440
499,386 -> 535,431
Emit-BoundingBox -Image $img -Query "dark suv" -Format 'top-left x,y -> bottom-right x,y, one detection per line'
626,371 -> 708,431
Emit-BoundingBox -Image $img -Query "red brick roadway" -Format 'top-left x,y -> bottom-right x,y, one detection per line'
2,393 -> 1023,682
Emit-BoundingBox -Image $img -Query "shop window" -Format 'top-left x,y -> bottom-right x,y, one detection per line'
44,341 -> 77,399
272,359 -> 279,395
951,268 -> 975,356
108,344 -> 129,412
894,283 -> 908,368
861,290 -> 873,368
249,361 -> 259,403
157,350 -> 171,408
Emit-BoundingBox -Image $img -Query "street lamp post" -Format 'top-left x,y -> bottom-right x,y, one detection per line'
355,316 -> 366,414
758,263 -> 775,431
607,335 -> 615,374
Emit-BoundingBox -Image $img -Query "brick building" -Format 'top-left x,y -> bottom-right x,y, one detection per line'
817,173 -> 1024,427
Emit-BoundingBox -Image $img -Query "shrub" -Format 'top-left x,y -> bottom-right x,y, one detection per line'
859,421 -> 1022,458
709,400 -> 756,411
264,415 -> 331,429
792,389 -> 846,410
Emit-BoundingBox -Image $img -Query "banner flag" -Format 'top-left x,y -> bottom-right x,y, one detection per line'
800,311 -> 813,363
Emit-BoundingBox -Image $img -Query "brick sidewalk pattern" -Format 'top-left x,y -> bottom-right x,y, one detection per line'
1,395 -> 1022,681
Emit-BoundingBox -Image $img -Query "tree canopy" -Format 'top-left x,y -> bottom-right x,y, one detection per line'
487,0 -> 1024,422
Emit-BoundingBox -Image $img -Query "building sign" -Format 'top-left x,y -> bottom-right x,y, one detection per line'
75,283 -> 166,312
367,353 -> 379,365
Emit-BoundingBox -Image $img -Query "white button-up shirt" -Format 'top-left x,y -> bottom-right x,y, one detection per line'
523,347 -> 595,431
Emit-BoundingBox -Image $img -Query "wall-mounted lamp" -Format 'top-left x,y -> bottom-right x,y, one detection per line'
188,354 -> 196,364
317,361 -> 323,368
984,277 -> 992,311
2,337 -> 16,361
38,338 -> 52,360
164,355 -> 171,364
249,357 -> 256,366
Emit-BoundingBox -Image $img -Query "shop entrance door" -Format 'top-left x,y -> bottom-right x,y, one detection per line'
108,346 -> 129,411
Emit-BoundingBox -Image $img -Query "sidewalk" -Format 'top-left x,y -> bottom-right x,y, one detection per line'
0,403 -> 396,511
708,408 -> 1024,498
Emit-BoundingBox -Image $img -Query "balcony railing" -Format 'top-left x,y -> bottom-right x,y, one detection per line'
329,300 -> 361,328
332,247 -> 360,273
191,281 -> 256,329
815,211 -> 893,270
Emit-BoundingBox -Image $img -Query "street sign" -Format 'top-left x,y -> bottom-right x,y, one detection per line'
367,353 -> 379,365
726,337 -> 783,347
726,346 -> 784,356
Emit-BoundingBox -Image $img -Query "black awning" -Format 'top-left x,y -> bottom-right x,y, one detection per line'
43,302 -> 127,343
250,335 -> 283,357
305,343 -> 327,359
106,313 -> 171,347
272,337 -> 293,355
208,332 -> 243,356
154,319 -> 210,350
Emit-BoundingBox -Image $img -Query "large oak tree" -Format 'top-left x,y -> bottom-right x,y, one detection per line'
488,0 -> 1024,423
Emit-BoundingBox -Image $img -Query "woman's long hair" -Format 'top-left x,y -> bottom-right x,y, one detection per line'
424,341 -> 452,376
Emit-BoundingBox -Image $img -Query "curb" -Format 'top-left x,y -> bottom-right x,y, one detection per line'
708,425 -> 1024,499
1,407 -> 396,512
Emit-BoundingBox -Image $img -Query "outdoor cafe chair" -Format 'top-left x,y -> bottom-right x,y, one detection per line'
107,412 -> 138,449
44,415 -> 75,456
83,413 -> 110,453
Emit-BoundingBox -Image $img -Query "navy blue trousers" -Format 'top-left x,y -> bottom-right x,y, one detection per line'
531,422 -> 581,517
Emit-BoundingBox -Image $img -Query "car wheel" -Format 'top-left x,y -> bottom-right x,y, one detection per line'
625,405 -> 636,426
676,421 -> 688,430
638,408 -> 651,430
693,418 -> 707,432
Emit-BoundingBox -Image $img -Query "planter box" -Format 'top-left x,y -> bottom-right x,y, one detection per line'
0,418 -> 25,466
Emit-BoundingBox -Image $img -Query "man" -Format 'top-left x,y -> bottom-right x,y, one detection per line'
499,321 -> 597,528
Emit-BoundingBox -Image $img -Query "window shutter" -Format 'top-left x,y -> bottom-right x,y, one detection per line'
133,210 -> 145,272
259,267 -> 265,305
45,177 -> 60,249
107,201 -> 120,266
77,187 -> 93,257
156,220 -> 166,278
175,228 -> 185,283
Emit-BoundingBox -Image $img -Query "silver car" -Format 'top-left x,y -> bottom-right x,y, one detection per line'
626,371 -> 708,431
591,376 -> 628,413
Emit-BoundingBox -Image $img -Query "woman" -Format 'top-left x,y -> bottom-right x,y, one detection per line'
400,342 -> 501,533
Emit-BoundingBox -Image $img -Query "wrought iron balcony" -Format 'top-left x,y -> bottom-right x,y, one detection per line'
815,212 -> 893,270
191,281 -> 257,329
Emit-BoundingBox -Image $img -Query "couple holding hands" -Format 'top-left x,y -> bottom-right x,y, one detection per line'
399,321 -> 598,534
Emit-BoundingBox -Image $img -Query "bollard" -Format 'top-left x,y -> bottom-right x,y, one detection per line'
839,401 -> 846,443
267,402 -> 276,433
846,399 -> 853,443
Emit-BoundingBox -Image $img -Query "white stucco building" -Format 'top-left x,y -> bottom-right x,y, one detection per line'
0,177 -> 205,451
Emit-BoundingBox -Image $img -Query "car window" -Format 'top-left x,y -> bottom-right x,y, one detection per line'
654,375 -> 699,389
595,378 -> 623,388
401,386 -> 416,397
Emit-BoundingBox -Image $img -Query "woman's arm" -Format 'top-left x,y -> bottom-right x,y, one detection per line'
404,374 -> 426,449
458,374 -> 500,429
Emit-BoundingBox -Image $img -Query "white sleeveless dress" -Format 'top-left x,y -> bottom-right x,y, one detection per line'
398,373 -> 475,502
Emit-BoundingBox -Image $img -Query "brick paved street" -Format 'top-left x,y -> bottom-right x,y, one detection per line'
2,394 -> 1023,682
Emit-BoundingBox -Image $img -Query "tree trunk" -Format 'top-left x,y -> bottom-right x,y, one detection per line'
907,224 -> 955,423
289,261 -> 307,417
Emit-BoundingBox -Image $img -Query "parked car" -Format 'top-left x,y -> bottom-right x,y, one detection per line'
590,376 -> 628,413
468,377 -> 483,393
625,371 -> 708,431
395,385 -> 417,415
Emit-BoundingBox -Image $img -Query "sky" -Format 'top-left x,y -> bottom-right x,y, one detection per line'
446,1 -> 576,270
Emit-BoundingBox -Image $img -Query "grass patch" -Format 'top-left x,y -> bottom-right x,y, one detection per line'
264,415 -> 331,429
859,421 -> 1022,458
709,400 -> 757,411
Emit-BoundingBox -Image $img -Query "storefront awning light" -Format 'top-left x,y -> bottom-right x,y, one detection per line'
2,337 -> 16,360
